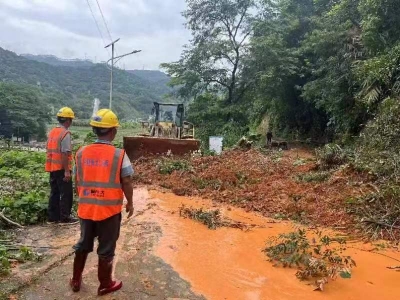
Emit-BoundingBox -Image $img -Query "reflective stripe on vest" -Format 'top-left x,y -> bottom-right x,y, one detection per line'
79,198 -> 124,206
45,127 -> 72,172
76,144 -> 125,221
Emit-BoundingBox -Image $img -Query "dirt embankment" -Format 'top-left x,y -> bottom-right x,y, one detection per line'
134,148 -> 370,230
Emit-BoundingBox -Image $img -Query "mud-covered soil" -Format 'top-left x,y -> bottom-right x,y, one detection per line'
2,189 -> 205,300
134,148 -> 370,230
3,188 -> 400,300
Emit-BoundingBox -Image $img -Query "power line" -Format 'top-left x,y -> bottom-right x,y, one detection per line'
85,0 -> 110,55
95,0 -> 113,42
94,0 -> 120,66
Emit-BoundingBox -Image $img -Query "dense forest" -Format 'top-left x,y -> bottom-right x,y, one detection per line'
0,48 -> 171,122
0,83 -> 51,141
161,0 -> 400,232
163,0 -> 400,146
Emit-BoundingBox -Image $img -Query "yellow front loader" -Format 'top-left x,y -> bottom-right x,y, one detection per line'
123,102 -> 200,160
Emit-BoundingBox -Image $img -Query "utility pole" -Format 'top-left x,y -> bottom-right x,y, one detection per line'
105,38 -> 120,110
105,38 -> 141,109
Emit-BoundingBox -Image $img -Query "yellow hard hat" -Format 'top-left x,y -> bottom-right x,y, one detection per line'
57,107 -> 75,119
90,109 -> 120,128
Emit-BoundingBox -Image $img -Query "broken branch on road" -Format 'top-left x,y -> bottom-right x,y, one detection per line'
179,205 -> 263,231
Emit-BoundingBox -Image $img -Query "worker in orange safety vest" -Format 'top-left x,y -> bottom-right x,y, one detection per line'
45,107 -> 77,224
70,109 -> 134,296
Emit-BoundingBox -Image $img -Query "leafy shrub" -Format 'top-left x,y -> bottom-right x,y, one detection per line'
0,150 -> 49,226
349,184 -> 400,239
350,99 -> 400,239
179,205 -> 222,229
264,229 -> 356,285
0,231 -> 43,276
0,192 -> 48,225
296,171 -> 331,183
316,144 -> 350,170
201,149 -> 217,157
157,159 -> 191,175
0,151 -> 45,170
355,98 -> 400,178
192,178 -> 222,190
0,247 -> 11,276
178,205 -> 254,230
0,243 -> 42,276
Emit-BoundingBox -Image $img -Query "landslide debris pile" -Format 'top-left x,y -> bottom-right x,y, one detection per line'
134,149 -> 369,228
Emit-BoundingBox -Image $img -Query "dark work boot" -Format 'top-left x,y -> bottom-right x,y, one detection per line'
60,217 -> 79,225
97,257 -> 122,296
70,252 -> 88,292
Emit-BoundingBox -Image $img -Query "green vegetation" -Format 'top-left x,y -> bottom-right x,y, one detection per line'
0,48 -> 172,120
348,185 -> 400,239
264,229 -> 356,287
0,150 -> 48,226
163,0 -> 400,145
0,232 -> 42,276
179,205 -> 254,230
157,159 -> 192,175
316,145 -> 350,170
296,171 -> 331,183
0,83 -> 51,141
192,177 -> 222,190
0,150 -> 45,277
162,0 -> 400,238
179,205 -> 222,229
70,122 -> 144,145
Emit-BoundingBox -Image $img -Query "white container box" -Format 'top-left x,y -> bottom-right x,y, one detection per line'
209,136 -> 223,154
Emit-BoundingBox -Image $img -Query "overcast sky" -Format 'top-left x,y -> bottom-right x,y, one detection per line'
0,0 -> 191,70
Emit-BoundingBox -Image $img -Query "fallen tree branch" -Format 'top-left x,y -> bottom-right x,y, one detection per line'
387,266 -> 400,270
0,208 -> 24,228
13,244 -> 59,250
361,219 -> 400,230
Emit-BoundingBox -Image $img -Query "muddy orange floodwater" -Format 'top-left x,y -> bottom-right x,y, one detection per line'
141,189 -> 400,300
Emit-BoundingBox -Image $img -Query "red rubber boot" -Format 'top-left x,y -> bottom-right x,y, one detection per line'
97,257 -> 122,296
69,252 -> 88,292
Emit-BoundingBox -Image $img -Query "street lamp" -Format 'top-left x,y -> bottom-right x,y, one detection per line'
105,39 -> 141,109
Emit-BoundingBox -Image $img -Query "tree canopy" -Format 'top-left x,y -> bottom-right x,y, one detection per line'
0,83 -> 51,140
162,0 -> 400,146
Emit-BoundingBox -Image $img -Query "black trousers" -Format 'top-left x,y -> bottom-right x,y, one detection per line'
73,213 -> 122,259
48,170 -> 73,222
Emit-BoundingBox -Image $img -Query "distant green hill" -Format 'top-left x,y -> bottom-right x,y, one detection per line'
127,70 -> 170,84
0,48 -> 172,120
21,54 -> 94,68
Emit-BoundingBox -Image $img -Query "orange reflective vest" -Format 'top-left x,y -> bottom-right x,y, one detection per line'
75,144 -> 125,221
45,127 -> 72,172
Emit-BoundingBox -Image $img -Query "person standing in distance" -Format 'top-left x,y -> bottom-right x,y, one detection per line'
266,130 -> 273,146
45,107 -> 77,224
70,109 -> 134,296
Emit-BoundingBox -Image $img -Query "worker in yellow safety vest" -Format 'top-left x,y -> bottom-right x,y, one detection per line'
45,107 -> 77,224
70,109 -> 134,296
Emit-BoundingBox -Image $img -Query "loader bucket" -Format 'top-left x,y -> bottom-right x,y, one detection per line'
123,136 -> 201,160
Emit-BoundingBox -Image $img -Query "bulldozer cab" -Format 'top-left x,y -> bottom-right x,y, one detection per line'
123,102 -> 200,160
152,102 -> 184,127
149,102 -> 193,139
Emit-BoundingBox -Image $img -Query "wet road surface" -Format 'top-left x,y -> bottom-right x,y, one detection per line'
3,188 -> 400,300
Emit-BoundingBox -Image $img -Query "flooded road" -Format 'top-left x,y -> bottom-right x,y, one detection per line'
150,190 -> 400,300
8,188 -> 400,300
